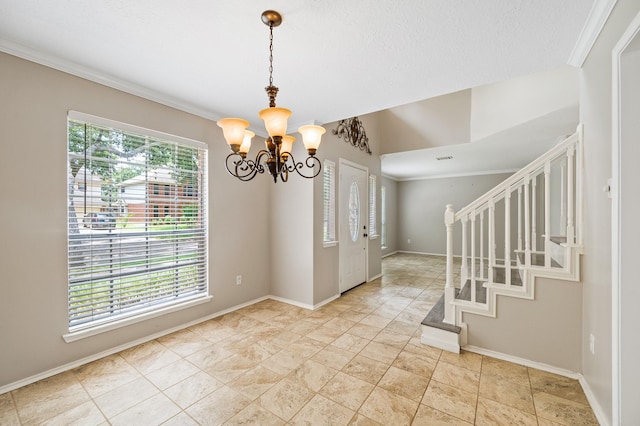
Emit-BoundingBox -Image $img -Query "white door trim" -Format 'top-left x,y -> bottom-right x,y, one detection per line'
611,10 -> 640,425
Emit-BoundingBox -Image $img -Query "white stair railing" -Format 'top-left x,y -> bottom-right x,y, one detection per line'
442,124 -> 583,325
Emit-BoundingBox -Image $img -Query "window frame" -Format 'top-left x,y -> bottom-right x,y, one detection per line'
368,174 -> 378,239
64,111 -> 210,342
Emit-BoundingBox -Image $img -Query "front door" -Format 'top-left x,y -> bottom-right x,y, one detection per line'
339,160 -> 368,293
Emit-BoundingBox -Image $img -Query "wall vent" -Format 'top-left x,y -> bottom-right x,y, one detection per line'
436,156 -> 453,161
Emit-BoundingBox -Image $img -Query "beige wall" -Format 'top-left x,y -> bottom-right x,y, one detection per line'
0,52 -> 273,387
463,278 -> 583,372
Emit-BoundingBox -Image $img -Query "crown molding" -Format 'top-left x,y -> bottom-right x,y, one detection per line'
0,39 -> 221,122
568,0 -> 618,67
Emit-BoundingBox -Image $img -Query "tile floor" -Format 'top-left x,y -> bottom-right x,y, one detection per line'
0,253 -> 598,425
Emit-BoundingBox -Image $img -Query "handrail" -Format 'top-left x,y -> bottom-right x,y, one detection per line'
455,128 -> 580,221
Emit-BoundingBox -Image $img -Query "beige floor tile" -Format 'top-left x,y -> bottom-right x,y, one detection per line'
156,328 -> 213,357
372,329 -> 411,349
290,394 -> 355,425
346,323 -> 381,340
146,358 -> 200,390
288,336 -> 327,358
286,319 -> 320,335
343,355 -> 390,385
227,365 -> 282,400
161,412 -> 200,426
438,349 -> 483,373
431,360 -> 480,394
164,371 -> 222,409
306,325 -> 344,344
528,368 -> 590,405
392,350 -> 436,378
358,386 -> 419,426
72,354 -> 141,398
319,371 -> 375,411
359,314 -> 393,329
479,373 -> 535,414
403,338 -> 442,360
311,345 -> 356,369
475,396 -> 537,425
422,380 -> 478,423
412,404 -> 472,425
0,393 -> 19,426
39,400 -> 105,426
119,340 -> 182,375
93,377 -> 158,419
110,393 -> 180,426
258,378 -> 314,421
205,353 -> 258,383
383,319 -> 419,336
270,329 -> 303,347
331,333 -> 370,353
289,359 -> 338,392
359,341 -> 401,365
378,366 -> 429,402
226,401 -> 286,425
261,349 -> 307,375
348,413 -> 383,425
533,391 -> 599,425
323,317 -> 357,333
339,310 -> 368,323
481,356 -> 529,386
186,385 -> 251,425
185,343 -> 236,371
12,371 -> 91,425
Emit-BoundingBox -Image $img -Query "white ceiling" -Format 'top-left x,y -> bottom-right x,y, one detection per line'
0,0 -> 597,178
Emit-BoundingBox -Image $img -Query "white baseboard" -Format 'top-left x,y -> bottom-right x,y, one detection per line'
579,375 -> 610,426
368,273 -> 382,282
382,250 -> 399,258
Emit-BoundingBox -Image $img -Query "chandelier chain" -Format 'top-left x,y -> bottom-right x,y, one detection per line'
268,24 -> 274,87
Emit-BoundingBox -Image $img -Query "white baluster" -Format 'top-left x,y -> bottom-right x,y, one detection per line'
544,161 -> 551,267
488,200 -> 495,283
532,177 -> 537,252
480,210 -> 485,281
524,174 -> 531,268
470,211 -> 476,303
517,185 -> 522,252
444,205 -> 455,325
567,145 -> 575,245
505,188 -> 511,286
461,215 -> 468,288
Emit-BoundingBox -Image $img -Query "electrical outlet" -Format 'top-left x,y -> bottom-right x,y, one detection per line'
236,275 -> 242,286
589,334 -> 595,354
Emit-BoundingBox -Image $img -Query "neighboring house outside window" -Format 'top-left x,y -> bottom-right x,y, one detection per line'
66,112 -> 208,339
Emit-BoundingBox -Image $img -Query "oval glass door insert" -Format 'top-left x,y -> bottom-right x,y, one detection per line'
349,181 -> 360,242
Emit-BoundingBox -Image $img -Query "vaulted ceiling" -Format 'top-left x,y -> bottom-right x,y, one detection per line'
0,1 -> 599,177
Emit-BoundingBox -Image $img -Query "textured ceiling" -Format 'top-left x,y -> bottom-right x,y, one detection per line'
0,1 -> 597,178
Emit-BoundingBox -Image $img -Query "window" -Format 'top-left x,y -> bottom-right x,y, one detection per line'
67,112 -> 208,337
323,160 -> 336,244
164,184 -> 170,196
381,185 -> 387,247
369,174 -> 377,238
153,183 -> 159,195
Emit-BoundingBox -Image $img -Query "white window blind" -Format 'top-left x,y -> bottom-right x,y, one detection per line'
381,185 -> 387,247
67,113 -> 208,331
323,160 -> 336,243
369,174 -> 377,237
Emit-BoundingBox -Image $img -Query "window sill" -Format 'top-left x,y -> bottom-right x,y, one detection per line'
323,240 -> 338,248
63,295 -> 213,343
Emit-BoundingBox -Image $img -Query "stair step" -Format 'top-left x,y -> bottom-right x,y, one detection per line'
421,292 -> 461,334
456,279 -> 487,303
516,252 -> 561,268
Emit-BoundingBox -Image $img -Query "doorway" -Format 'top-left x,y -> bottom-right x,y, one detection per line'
612,12 -> 640,424
339,159 -> 368,293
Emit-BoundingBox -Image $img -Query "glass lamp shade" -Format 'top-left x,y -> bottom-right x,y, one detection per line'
217,118 -> 250,149
298,125 -> 326,151
258,107 -> 291,137
239,130 -> 255,155
280,135 -> 296,158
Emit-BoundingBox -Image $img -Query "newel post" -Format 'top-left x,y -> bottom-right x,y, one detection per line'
444,204 -> 456,325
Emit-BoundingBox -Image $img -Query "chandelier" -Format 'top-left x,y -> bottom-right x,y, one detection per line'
217,10 -> 326,183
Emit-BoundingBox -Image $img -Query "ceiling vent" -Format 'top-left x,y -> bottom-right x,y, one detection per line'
436,156 -> 453,161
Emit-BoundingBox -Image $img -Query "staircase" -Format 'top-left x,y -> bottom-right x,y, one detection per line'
421,124 -> 584,353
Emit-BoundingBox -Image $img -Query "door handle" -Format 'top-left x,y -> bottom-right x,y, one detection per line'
364,233 -> 368,238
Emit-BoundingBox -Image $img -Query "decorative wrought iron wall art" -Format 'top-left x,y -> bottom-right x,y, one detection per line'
332,117 -> 372,155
